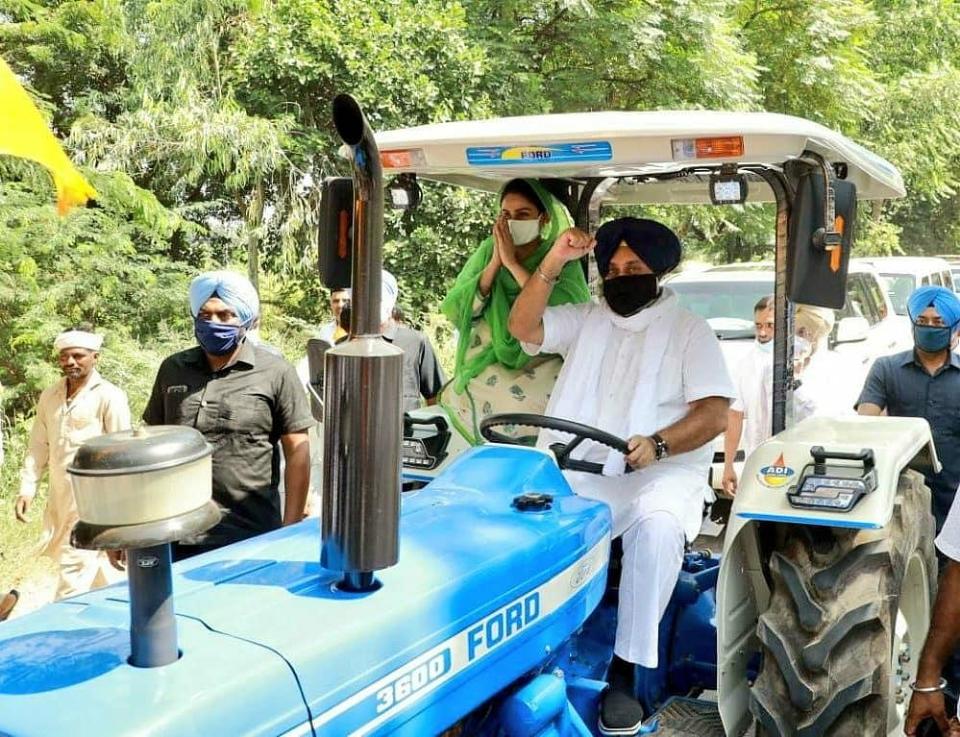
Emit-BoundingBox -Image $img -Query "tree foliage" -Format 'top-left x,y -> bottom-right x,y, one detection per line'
5,0 -> 960,473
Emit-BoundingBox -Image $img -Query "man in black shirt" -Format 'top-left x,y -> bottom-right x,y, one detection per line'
857,285 -> 960,537
143,270 -> 313,560
383,320 -> 446,412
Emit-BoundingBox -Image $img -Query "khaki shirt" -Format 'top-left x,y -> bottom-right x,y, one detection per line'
19,370 -> 131,555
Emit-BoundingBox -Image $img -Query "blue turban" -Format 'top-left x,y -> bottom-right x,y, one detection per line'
594,217 -> 682,277
906,285 -> 960,327
189,270 -> 260,325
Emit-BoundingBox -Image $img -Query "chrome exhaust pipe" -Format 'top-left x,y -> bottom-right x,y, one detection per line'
321,94 -> 403,591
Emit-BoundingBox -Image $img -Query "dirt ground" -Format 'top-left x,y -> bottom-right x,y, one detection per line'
5,558 -> 57,620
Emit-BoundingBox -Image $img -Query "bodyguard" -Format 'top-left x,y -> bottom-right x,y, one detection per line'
143,271 -> 313,560
857,285 -> 960,535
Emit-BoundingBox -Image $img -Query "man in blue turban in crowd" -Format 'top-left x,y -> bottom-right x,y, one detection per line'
509,218 -> 734,735
142,270 -> 314,560
858,284 -> 960,536
858,285 -> 960,731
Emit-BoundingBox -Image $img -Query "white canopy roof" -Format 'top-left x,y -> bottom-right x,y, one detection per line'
374,111 -> 905,204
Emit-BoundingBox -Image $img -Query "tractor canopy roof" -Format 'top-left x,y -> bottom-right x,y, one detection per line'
374,110 -> 905,204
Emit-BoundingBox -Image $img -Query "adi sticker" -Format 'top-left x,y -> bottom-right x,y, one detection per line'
757,453 -> 796,488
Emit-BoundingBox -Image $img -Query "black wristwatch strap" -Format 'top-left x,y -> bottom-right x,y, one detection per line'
651,433 -> 669,461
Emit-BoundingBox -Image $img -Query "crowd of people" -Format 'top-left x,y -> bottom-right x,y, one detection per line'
7,265 -> 448,596
6,176 -> 960,734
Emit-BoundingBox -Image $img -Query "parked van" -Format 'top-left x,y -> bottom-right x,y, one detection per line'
935,255 -> 960,292
854,256 -> 955,315
667,261 -> 909,376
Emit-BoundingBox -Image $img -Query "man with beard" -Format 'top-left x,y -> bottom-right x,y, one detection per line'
143,271 -> 313,560
509,217 -> 733,736
14,326 -> 131,599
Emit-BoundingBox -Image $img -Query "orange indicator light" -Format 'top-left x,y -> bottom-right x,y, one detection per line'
380,149 -> 425,169
695,136 -> 744,159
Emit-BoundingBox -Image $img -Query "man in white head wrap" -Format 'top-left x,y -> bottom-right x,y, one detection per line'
320,271 -> 444,413
142,270 -> 314,560
15,325 -> 131,600
793,303 -> 858,422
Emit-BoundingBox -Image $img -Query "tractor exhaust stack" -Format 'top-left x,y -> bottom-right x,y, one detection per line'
321,94 -> 403,591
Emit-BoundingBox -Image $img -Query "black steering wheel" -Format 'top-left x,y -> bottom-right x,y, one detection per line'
479,413 -> 630,474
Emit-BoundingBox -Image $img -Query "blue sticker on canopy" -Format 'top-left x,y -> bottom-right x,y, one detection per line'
466,141 -> 613,166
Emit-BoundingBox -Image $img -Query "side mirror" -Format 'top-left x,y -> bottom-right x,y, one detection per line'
305,338 -> 332,422
834,316 -> 870,345
318,177 -> 353,289
788,170 -> 857,309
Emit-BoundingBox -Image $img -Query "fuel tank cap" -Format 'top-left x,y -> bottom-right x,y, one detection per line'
512,492 -> 554,512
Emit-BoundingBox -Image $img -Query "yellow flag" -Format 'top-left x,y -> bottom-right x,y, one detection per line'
0,57 -> 97,214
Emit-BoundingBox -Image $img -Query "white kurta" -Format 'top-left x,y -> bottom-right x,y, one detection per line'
19,370 -> 131,599
794,345 -> 860,423
523,291 -> 735,666
731,342 -> 774,456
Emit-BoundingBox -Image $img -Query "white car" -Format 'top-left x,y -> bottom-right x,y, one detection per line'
853,256 -> 955,315
665,261 -> 911,489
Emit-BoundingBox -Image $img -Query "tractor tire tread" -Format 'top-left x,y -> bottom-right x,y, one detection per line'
769,552 -> 823,632
749,469 -> 936,736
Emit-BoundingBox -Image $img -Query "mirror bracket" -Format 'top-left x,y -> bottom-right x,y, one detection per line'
799,153 -> 843,252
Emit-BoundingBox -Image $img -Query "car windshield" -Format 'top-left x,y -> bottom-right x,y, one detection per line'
668,279 -> 773,339
880,273 -> 916,315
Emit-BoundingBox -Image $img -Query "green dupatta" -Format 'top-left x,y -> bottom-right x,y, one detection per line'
440,179 -> 590,396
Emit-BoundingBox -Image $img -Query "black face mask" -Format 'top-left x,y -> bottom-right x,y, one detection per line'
603,274 -> 660,317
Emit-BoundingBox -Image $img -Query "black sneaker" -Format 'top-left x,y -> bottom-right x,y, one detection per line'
598,688 -> 645,736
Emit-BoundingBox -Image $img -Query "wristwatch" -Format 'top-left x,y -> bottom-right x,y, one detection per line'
650,433 -> 670,461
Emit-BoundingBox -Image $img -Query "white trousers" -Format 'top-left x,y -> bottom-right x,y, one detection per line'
565,465 -> 702,667
616,510 -> 685,666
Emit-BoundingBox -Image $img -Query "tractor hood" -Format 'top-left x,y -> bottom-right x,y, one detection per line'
0,445 -> 611,737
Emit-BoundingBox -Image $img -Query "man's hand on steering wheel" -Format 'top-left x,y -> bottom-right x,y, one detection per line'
625,435 -> 657,470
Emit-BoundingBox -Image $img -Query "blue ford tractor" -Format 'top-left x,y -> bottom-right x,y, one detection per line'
0,96 -> 938,737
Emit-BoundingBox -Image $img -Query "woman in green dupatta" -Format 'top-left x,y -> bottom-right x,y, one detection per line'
439,178 -> 590,443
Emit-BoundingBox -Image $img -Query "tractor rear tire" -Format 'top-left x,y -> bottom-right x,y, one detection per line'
750,470 -> 937,737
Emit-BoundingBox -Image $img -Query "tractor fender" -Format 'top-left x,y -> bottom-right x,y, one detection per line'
715,414 -> 937,735
724,415 -> 937,532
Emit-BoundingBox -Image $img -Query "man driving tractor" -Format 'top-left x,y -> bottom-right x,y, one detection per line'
509,217 -> 733,736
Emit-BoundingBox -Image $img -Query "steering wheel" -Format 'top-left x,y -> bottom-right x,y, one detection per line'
479,413 -> 630,474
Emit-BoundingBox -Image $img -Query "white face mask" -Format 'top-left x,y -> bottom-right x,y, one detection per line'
508,218 -> 541,245
756,338 -> 773,353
